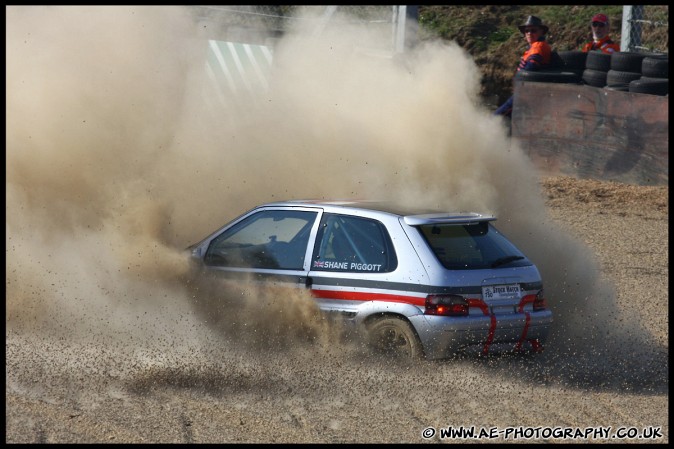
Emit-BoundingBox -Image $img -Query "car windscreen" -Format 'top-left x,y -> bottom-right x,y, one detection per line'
416,222 -> 531,270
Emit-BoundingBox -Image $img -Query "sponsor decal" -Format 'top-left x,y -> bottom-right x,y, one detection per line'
349,262 -> 382,272
312,260 -> 383,272
482,284 -> 522,300
313,260 -> 349,270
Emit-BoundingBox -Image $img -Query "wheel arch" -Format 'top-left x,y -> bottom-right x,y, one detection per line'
362,310 -> 414,328
354,300 -> 424,327
363,312 -> 426,359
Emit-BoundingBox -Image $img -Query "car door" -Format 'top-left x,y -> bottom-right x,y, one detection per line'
307,212 -> 399,317
202,207 -> 322,288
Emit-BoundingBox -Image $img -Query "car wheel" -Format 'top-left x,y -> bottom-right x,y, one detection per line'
367,316 -> 424,359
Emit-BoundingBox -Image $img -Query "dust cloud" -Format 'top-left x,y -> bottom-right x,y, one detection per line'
6,5 -> 664,392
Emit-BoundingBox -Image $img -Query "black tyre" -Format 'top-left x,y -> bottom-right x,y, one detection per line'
610,51 -> 648,72
606,69 -> 642,85
558,50 -> 587,74
641,56 -> 669,78
585,51 -> 612,72
629,77 -> 669,96
367,316 -> 424,359
582,68 -> 608,87
548,50 -> 566,70
515,70 -> 581,84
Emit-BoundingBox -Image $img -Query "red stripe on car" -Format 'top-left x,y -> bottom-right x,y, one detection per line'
311,289 -> 426,306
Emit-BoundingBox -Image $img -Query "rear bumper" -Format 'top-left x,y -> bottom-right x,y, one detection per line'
410,310 -> 553,360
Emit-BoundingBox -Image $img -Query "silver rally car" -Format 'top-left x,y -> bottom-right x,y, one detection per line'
188,200 -> 553,360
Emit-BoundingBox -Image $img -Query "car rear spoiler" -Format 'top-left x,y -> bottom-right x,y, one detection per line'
403,213 -> 496,226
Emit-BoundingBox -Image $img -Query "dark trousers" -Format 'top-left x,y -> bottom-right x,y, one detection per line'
494,95 -> 513,116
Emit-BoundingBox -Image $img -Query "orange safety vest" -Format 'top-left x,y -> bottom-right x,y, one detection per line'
581,36 -> 620,54
517,40 -> 552,72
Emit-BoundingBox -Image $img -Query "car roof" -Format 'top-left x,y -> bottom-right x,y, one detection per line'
257,200 -> 496,225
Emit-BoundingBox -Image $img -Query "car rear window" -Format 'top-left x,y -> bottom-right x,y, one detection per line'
417,222 -> 531,270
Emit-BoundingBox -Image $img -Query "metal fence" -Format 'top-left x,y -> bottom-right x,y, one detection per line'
621,5 -> 668,53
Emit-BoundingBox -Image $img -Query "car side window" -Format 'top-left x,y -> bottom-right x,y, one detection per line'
205,209 -> 318,270
311,214 -> 397,273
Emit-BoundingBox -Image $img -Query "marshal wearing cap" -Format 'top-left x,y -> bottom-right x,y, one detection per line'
591,13 -> 609,25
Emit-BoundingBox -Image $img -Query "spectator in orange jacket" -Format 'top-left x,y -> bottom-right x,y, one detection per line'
494,15 -> 552,117
581,13 -> 621,54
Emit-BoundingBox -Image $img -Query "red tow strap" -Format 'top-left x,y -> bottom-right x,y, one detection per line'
515,294 -> 542,352
466,298 -> 496,355
468,294 -> 542,355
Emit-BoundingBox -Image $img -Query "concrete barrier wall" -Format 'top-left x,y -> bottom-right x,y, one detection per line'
511,81 -> 668,186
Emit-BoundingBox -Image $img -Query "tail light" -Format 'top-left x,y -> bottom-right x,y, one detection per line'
533,290 -> 547,311
425,294 -> 469,317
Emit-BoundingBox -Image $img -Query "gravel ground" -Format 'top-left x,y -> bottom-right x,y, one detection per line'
7,7 -> 667,444
6,176 -> 668,444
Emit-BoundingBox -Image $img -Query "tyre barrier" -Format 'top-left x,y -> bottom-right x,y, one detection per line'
585,51 -> 612,72
515,69 -> 581,84
582,68 -> 608,87
521,51 -> 668,97
610,51 -> 648,72
606,69 -> 643,85
558,50 -> 587,77
641,55 -> 668,78
629,76 -> 669,96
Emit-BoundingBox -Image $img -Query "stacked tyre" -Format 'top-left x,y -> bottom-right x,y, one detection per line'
605,51 -> 648,91
514,69 -> 581,84
582,51 -> 612,87
558,50 -> 587,78
629,54 -> 668,96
